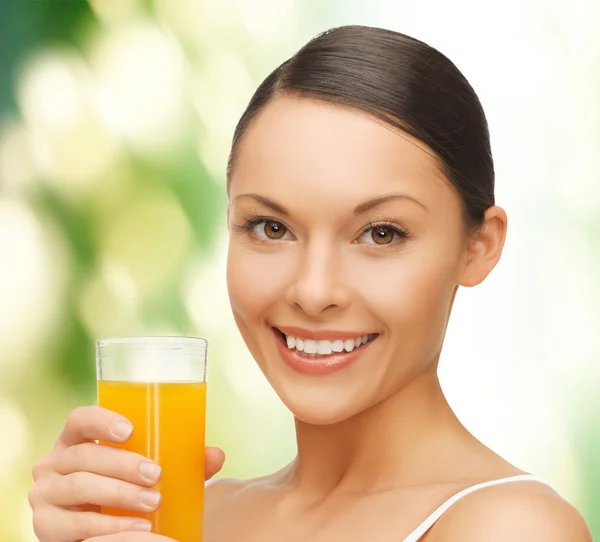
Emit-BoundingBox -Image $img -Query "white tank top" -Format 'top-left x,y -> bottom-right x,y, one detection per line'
402,474 -> 543,541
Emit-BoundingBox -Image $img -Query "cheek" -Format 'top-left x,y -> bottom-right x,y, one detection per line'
226,240 -> 297,377
226,241 -> 293,322
401,264 -> 454,348
349,246 -> 458,353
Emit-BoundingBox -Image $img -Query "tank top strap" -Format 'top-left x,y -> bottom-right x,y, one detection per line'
402,474 -> 544,542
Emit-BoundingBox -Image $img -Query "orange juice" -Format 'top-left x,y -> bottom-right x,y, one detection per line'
98,380 -> 206,541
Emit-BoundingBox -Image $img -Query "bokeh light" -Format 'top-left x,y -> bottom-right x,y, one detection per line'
0,200 -> 68,374
91,21 -> 190,153
17,50 -> 120,197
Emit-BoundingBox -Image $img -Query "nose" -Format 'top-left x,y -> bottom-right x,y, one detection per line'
285,240 -> 351,317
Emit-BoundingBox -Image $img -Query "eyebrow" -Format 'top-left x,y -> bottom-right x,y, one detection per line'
232,194 -> 289,215
231,192 -> 427,215
353,193 -> 428,214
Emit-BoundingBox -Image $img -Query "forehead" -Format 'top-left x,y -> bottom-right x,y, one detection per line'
230,95 -> 455,209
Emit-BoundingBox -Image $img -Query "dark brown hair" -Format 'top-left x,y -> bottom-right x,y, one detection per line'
227,25 -> 495,228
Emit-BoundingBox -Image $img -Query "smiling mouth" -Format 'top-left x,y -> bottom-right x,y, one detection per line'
273,328 -> 379,358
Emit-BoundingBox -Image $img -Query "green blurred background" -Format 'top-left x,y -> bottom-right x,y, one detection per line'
0,0 -> 598,540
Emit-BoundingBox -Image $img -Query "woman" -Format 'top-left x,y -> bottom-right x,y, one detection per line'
29,25 -> 591,542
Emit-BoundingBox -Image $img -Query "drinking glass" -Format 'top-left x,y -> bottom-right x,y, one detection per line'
96,336 -> 208,541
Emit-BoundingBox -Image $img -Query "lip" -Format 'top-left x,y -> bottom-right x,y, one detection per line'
276,325 -> 373,341
272,327 -> 377,375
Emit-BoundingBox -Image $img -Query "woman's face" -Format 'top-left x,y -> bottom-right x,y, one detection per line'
226,96 -> 471,425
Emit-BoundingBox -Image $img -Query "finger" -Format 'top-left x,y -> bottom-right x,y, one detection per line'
32,455 -> 53,482
40,472 -> 162,513
205,446 -> 225,480
83,534 -> 176,542
55,406 -> 134,450
55,442 -> 162,487
33,506 -> 152,541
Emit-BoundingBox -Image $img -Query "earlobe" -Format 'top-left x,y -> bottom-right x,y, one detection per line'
458,206 -> 508,287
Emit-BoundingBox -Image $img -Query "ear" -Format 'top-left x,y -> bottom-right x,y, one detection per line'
226,204 -> 230,230
458,205 -> 508,287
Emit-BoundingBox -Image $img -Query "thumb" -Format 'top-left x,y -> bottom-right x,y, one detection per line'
205,446 -> 226,480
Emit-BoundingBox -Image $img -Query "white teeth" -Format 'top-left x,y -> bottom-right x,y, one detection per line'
281,332 -> 375,356
303,340 -> 318,354
317,340 -> 333,355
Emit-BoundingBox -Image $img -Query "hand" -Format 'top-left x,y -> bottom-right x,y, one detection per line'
29,406 -> 225,542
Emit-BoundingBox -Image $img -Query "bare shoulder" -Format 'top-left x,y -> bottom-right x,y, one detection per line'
427,480 -> 592,542
204,473 -> 276,515
204,477 -> 248,515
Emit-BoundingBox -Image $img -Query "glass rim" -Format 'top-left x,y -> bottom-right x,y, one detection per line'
96,336 -> 207,349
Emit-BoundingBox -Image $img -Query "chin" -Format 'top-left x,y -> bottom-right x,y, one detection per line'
270,381 -> 371,426
290,404 -> 360,427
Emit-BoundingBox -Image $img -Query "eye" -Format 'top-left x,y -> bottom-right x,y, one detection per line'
358,224 -> 408,246
253,220 -> 291,240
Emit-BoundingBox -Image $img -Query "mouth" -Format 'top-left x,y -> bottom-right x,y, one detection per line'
273,327 -> 379,359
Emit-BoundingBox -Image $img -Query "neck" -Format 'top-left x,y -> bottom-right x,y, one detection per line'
286,366 -> 470,498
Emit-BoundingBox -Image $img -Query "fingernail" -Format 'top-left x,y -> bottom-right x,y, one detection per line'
132,521 -> 152,532
111,420 -> 133,440
139,489 -> 161,508
139,462 -> 162,482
